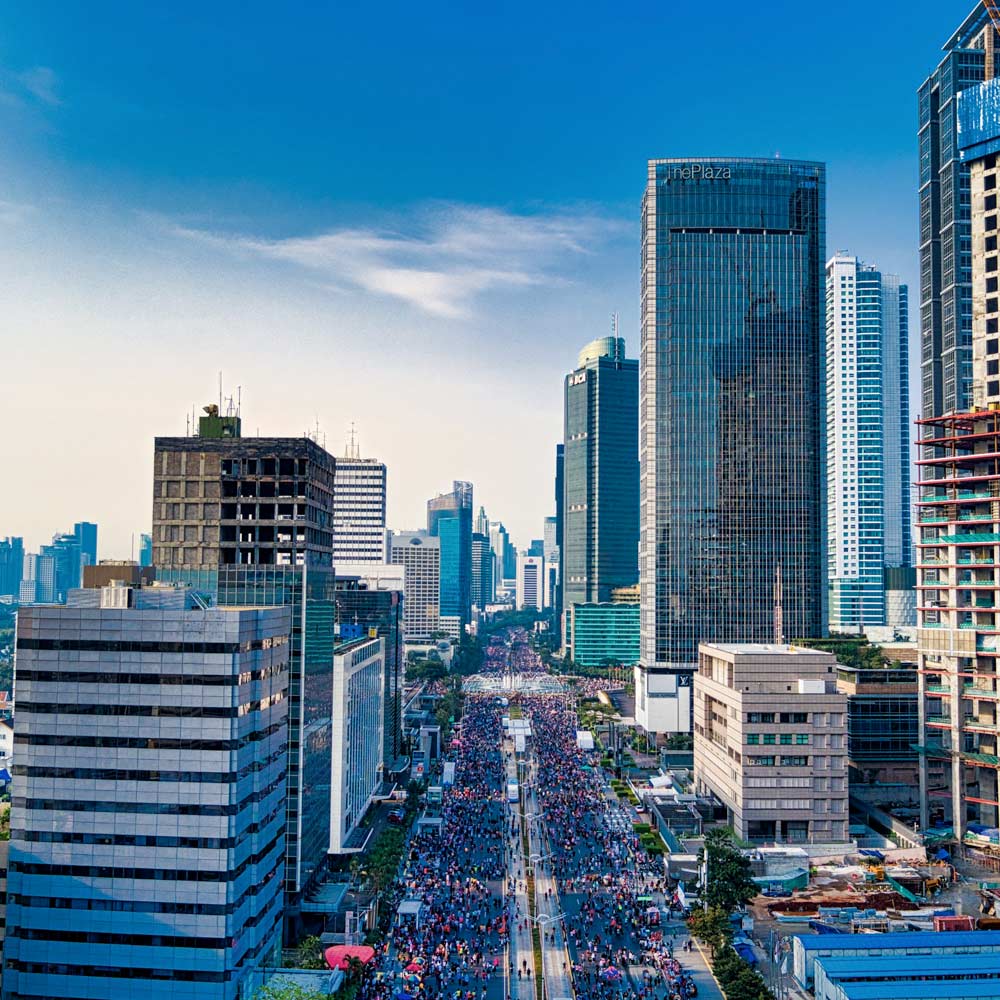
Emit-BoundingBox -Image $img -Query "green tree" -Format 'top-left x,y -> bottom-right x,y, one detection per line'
700,828 -> 758,912
254,981 -> 328,1000
686,905 -> 732,956
285,934 -> 325,970
713,947 -> 773,1000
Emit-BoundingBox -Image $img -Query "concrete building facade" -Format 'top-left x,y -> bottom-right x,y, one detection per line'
388,531 -> 440,640
332,453 -> 387,565
516,554 -> 544,612
693,643 -> 849,844
3,584 -> 290,1000
826,252 -> 912,632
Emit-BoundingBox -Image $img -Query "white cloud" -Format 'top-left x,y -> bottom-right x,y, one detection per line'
17,66 -> 60,105
172,203 -> 623,318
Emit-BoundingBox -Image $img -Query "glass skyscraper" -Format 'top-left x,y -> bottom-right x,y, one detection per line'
427,481 -> 473,629
918,5 -> 995,418
561,335 -> 639,650
638,157 -> 826,733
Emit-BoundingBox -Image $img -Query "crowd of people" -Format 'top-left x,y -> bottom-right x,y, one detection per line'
351,626 -> 702,1000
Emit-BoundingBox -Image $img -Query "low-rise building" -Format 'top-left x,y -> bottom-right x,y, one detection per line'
836,663 -> 919,790
693,643 -> 849,844
793,930 -> 1000,997
567,601 -> 639,667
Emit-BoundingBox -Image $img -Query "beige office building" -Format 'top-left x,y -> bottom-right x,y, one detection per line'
693,643 -> 850,844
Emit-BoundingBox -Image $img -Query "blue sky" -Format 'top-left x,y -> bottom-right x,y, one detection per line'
0,0 -> 976,555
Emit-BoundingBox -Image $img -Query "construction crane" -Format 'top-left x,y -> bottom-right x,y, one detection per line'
987,0 -> 1000,36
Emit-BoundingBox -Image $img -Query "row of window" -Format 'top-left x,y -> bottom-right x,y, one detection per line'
10,828 -> 283,883
746,733 -> 811,746
747,712 -> 808,724
14,663 -> 287,687
17,722 -> 284,753
18,637 -> 286,654
746,755 -> 811,767
16,693 -> 285,719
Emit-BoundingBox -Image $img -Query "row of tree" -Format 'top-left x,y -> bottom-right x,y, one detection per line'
688,828 -> 775,1000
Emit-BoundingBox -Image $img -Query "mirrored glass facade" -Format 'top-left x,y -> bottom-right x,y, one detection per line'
639,159 -> 826,700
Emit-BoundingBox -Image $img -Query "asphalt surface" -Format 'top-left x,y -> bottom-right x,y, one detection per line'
371,629 -> 722,1000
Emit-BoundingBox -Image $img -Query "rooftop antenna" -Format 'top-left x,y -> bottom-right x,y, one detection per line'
346,422 -> 360,459
218,371 -> 223,413
774,562 -> 784,645
611,312 -> 619,338
237,385 -> 241,418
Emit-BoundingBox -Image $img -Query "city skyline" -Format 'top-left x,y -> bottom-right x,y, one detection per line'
0,0 -> 965,556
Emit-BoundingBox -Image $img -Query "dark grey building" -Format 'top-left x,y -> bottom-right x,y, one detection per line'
562,335 -> 639,649
638,158 -> 826,734
0,538 -> 23,600
471,531 -> 493,610
152,408 -> 338,903
919,5 -> 996,417
335,565 -> 404,766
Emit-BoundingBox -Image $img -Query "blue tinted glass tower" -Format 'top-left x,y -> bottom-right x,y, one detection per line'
638,158 -> 826,734
427,481 -> 473,629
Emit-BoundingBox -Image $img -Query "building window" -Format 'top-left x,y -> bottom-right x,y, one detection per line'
746,734 -> 760,745
796,734 -> 810,745
762,734 -> 776,745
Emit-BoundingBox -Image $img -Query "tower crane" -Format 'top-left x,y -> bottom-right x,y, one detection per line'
987,0 -> 1000,35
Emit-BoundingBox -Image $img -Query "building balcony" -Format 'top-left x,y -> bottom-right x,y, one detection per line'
925,715 -> 950,726
926,684 -> 952,694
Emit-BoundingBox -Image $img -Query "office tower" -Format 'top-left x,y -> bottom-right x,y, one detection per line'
335,562 -> 405,765
562,334 -> 639,648
693,643 -> 849,844
826,253 -> 913,632
330,636 -> 384,853
567,599 -> 640,668
427,481 -> 473,629
0,538 -> 23,599
152,408 -> 338,900
516,553 -> 544,611
475,505 -> 489,537
21,548 -> 57,605
638,157 -> 826,734
543,516 -> 559,613
388,530 -> 440,639
332,441 -> 387,564
554,444 -> 565,632
43,533 -> 82,602
4,582 -> 290,1000
471,532 -> 493,609
919,6 -> 997,418
73,521 -> 97,569
138,531 -> 153,567
912,74 -> 1000,840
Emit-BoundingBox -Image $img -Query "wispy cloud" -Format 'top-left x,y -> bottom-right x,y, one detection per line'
17,66 -> 60,105
172,204 -> 622,318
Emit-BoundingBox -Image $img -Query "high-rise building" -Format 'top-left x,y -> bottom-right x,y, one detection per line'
471,532 -> 493,609
910,69 -> 1000,841
638,158 -> 826,734
335,562 -> 405,765
475,505 -> 489,537
138,531 -> 153,567
0,538 -> 23,600
543,515 -> 559,612
4,582 -> 289,1000
388,530 -> 440,640
567,600 -> 640,668
332,441 -> 387,564
73,520 -> 97,569
42,533 -> 82,603
516,553 -> 544,611
919,5 -> 996,418
151,408 -> 338,900
427,481 -> 473,628
562,333 -> 639,646
554,444 -> 565,632
330,636 -> 384,854
826,253 -> 912,632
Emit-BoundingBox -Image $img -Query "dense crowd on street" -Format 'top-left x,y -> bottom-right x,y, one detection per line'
354,626 -> 701,1000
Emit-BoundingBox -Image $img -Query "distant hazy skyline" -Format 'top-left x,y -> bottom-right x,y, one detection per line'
0,0 -> 970,555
